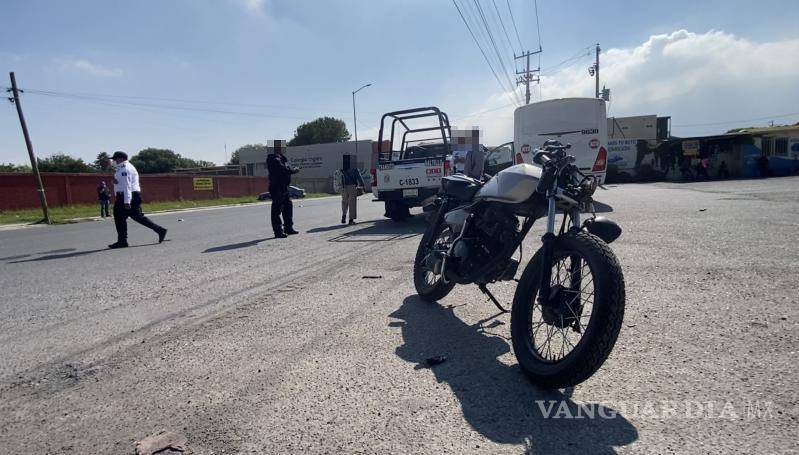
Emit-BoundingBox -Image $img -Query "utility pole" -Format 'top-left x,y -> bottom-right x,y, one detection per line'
595,43 -> 600,99
8,72 -> 51,224
351,83 -> 372,157
515,48 -> 541,104
587,43 -> 600,98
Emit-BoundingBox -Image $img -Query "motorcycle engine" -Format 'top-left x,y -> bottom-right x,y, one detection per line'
450,206 -> 519,280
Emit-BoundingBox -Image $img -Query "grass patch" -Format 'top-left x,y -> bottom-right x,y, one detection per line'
0,193 -> 334,225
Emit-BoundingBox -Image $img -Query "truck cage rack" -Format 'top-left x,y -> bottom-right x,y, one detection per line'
377,107 -> 452,162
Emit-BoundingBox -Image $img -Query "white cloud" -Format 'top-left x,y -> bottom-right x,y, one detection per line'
540,30 -> 799,134
54,57 -> 124,77
460,29 -> 799,141
236,0 -> 265,14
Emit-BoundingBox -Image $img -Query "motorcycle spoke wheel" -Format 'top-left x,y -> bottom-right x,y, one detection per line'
528,253 -> 596,363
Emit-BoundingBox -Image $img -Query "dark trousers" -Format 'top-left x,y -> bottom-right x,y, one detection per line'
114,192 -> 164,242
100,200 -> 110,217
270,187 -> 293,234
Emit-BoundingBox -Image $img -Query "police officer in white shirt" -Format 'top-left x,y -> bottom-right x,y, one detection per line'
108,151 -> 167,249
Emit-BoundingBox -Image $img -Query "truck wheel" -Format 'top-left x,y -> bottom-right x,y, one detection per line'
385,201 -> 410,222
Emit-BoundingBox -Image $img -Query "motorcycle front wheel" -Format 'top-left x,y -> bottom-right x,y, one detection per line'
413,223 -> 457,302
511,231 -> 625,389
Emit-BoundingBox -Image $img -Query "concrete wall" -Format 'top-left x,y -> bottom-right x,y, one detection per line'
0,173 -> 268,210
239,140 -> 374,193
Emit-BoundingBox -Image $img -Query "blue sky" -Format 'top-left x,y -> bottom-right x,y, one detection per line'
2,0 -> 798,165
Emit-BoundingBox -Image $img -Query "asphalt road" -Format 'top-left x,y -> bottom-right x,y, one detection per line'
1,179 -> 797,454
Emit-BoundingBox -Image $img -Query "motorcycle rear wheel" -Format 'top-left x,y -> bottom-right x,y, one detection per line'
511,231 -> 625,389
413,223 -> 456,301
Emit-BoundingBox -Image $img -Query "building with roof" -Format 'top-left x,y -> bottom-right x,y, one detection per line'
656,124 -> 799,179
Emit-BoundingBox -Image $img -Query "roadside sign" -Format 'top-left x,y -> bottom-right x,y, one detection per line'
682,140 -> 700,157
193,177 -> 214,190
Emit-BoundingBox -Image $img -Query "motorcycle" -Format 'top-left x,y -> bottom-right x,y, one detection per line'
413,140 -> 625,388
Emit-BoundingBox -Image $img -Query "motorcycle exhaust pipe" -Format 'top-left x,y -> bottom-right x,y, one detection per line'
582,216 -> 622,244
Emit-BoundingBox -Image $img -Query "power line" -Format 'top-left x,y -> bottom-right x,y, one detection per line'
472,0 -> 522,105
452,0 -> 519,106
538,46 -> 593,76
505,0 -> 524,51
20,90 -> 311,120
491,0 -> 518,55
673,112 -> 799,128
533,0 -> 542,50
20,87 -> 363,116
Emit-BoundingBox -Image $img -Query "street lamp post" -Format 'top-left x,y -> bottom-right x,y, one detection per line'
352,83 -> 372,157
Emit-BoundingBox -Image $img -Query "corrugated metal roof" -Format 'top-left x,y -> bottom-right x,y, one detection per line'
728,125 -> 799,135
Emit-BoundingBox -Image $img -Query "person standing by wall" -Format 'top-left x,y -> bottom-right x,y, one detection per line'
266,140 -> 299,238
97,181 -> 111,218
108,151 -> 167,249
340,154 -> 365,225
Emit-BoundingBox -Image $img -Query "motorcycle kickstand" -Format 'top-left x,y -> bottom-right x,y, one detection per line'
478,284 -> 508,313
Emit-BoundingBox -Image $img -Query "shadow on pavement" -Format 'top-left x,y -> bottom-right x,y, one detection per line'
0,254 -> 32,261
390,296 -> 638,454
592,201 -> 613,213
328,217 -> 426,243
8,243 -> 167,263
9,248 -> 108,263
306,224 -> 350,233
36,248 -> 76,255
203,238 -> 273,253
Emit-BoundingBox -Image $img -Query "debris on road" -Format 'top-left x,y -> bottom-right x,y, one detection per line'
362,275 -> 383,279
423,355 -> 447,367
134,430 -> 189,455
177,218 -> 184,222
699,208 -> 707,212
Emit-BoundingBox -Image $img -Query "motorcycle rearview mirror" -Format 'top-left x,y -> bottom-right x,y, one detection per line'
532,151 -> 550,166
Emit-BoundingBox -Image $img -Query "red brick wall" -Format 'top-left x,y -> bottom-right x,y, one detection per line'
0,172 -> 268,210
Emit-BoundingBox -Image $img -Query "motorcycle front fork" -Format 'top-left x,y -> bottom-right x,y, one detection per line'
540,199 -> 582,306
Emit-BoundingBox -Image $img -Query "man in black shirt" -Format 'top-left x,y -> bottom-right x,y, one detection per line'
97,181 -> 111,218
266,140 -> 299,238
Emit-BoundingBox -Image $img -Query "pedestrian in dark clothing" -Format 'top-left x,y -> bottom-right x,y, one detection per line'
108,151 -> 167,249
266,140 -> 299,238
97,181 -> 111,218
717,161 -> 730,179
679,157 -> 694,180
757,155 -> 769,178
696,157 -> 711,180
340,154 -> 365,225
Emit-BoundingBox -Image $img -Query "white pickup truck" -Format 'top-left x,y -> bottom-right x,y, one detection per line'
371,107 -> 453,221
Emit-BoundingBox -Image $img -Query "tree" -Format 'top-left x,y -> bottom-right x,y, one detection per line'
94,152 -> 113,172
130,148 -> 181,173
37,153 -> 96,173
230,144 -> 268,165
288,116 -> 351,146
176,156 -> 216,169
130,148 -> 215,173
228,150 -> 240,165
0,163 -> 32,173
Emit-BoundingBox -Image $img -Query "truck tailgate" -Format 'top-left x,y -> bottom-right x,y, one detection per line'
377,158 -> 445,191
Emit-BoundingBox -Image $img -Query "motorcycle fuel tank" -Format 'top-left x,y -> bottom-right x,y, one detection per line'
476,164 -> 543,203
